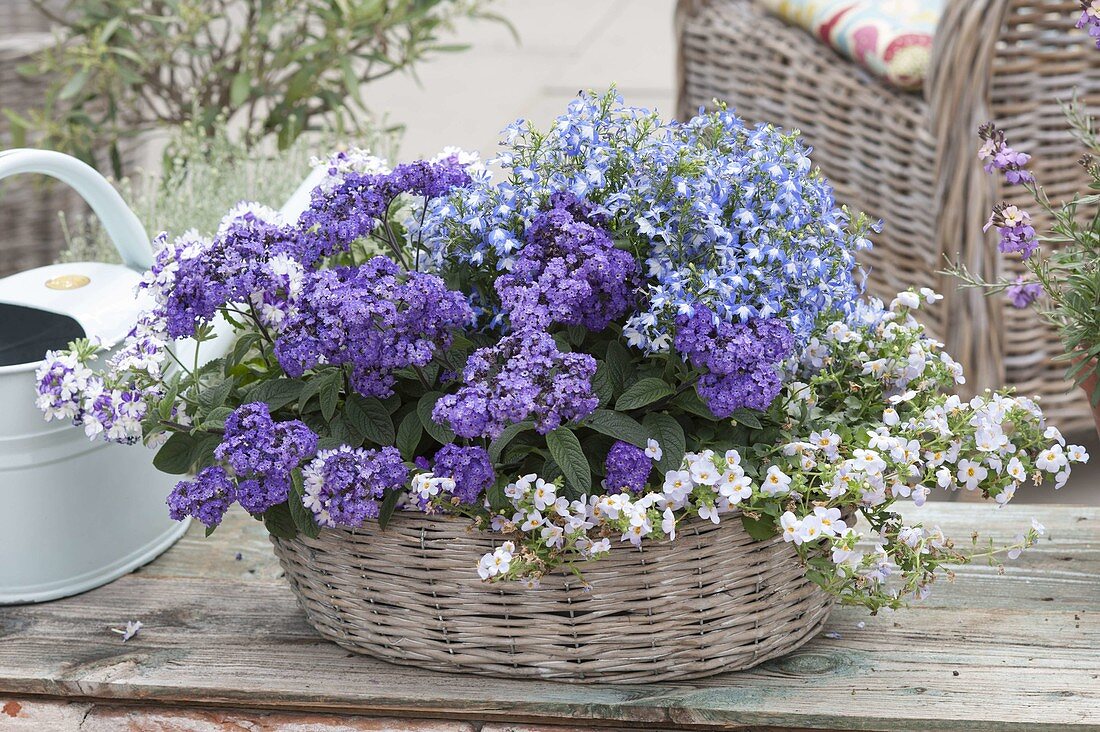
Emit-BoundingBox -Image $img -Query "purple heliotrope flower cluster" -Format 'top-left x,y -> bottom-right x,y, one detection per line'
433,329 -> 599,439
604,441 -> 651,494
431,444 -> 495,504
1078,1 -> 1100,47
274,256 -> 472,397
214,402 -> 318,514
496,192 -> 637,332
299,160 -> 471,259
167,466 -> 236,528
675,307 -> 795,417
301,445 -> 408,527
142,157 -> 472,341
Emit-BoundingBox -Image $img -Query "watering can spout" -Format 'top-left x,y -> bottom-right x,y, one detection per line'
0,149 -> 152,271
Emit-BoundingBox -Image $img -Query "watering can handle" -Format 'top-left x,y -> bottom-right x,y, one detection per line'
0,149 -> 152,271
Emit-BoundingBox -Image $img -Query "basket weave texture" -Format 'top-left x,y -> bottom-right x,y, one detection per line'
677,0 -> 1100,433
271,511 -> 833,683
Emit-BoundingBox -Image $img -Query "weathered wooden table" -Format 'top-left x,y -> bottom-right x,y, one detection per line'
1,503 -> 1097,731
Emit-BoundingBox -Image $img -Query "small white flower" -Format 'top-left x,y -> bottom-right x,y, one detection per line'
891,291 -> 921,310
956,459 -> 988,490
780,511 -> 802,543
724,449 -> 743,469
1067,444 -> 1090,463
698,503 -> 721,525
532,479 -> 557,510
797,515 -> 824,544
1044,426 -> 1066,446
718,471 -> 753,503
520,511 -> 544,532
540,524 -> 565,548
882,407 -> 899,426
852,449 -> 886,474
662,507 -> 677,541
1035,445 -> 1068,473
645,438 -> 663,461
813,506 -> 846,536
1006,457 -> 1026,483
936,467 -> 955,490
689,460 -> 720,486
1031,518 -> 1046,536
761,466 -> 792,496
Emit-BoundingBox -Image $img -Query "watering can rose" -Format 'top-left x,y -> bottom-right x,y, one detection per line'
37,90 -> 1083,612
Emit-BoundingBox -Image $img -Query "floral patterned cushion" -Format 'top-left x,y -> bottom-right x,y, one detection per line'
758,0 -> 946,90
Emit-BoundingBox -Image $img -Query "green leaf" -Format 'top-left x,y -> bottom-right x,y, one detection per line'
584,409 -> 649,448
288,469 -> 320,539
741,513 -> 778,541
615,378 -> 674,411
246,378 -> 305,412
545,427 -> 591,495
198,405 -> 234,432
488,420 -> 535,462
230,333 -> 261,366
346,395 -> 395,446
377,490 -> 402,530
730,408 -> 763,430
605,341 -> 634,395
672,389 -> 717,420
591,362 -> 614,407
417,391 -> 455,445
263,503 -> 299,541
396,410 -> 424,459
153,432 -> 196,475
643,412 -> 685,475
58,69 -> 89,101
320,373 -> 341,422
197,379 -> 233,412
189,433 -> 221,471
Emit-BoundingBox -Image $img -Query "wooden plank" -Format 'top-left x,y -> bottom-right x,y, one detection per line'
0,504 -> 1097,731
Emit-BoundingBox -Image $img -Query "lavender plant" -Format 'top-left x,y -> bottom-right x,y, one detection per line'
951,2 -> 1100,410
36,91 -> 1081,612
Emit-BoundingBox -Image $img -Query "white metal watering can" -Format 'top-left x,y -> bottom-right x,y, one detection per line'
0,148 -> 325,604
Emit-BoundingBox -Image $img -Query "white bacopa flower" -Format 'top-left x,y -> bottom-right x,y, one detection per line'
1055,469 -> 1071,489
645,438 -> 663,461
1067,444 -> 1090,463
995,483 -> 1017,505
780,511 -> 802,543
797,515 -> 825,544
891,291 -> 921,310
111,620 -> 143,642
724,449 -> 743,469
520,510 -> 544,532
936,467 -> 955,490
532,479 -> 557,510
662,507 -> 677,540
882,407 -> 899,426
689,460 -> 720,486
761,466 -> 792,496
1035,445 -> 1068,473
956,459 -> 988,490
1031,518 -> 1046,536
851,449 -> 886,474
1044,426 -> 1066,446
813,506 -> 845,536
586,537 -> 611,556
919,287 -> 943,303
1005,457 -> 1026,483
697,502 -> 721,525
718,471 -> 753,503
541,524 -> 565,548
897,526 -> 923,548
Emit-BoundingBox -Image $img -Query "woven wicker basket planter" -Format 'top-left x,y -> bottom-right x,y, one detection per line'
270,511 -> 833,683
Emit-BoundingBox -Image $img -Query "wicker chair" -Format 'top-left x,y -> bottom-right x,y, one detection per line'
677,0 -> 1100,432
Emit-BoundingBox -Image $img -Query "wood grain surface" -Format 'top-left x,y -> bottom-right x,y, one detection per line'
1,503 -> 1097,731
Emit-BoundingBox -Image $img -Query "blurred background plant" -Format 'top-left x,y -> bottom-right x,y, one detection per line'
6,0 -> 507,178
